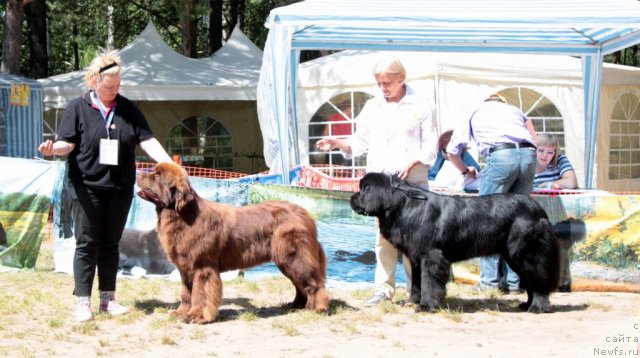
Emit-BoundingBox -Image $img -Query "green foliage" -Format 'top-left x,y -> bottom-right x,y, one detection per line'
34,0 -> 302,78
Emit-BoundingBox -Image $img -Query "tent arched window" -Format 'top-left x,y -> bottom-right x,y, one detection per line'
609,92 -> 640,180
498,87 -> 566,148
166,116 -> 233,170
308,91 -> 373,177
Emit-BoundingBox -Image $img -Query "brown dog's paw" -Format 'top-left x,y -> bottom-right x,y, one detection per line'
192,315 -> 214,324
170,310 -> 192,323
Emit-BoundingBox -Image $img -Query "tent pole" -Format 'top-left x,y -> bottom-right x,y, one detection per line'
582,54 -> 604,189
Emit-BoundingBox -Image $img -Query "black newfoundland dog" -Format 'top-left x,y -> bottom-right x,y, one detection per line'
350,172 -> 560,313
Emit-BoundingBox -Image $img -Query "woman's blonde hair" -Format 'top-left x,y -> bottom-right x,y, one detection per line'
84,49 -> 122,88
372,57 -> 406,81
536,132 -> 560,166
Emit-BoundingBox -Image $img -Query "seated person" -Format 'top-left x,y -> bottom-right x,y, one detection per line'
533,133 -> 579,293
533,133 -> 578,190
428,130 -> 481,190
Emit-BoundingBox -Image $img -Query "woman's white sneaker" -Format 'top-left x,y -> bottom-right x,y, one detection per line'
99,300 -> 129,316
75,300 -> 93,322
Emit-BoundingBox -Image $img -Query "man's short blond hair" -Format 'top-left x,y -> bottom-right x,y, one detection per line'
372,57 -> 406,81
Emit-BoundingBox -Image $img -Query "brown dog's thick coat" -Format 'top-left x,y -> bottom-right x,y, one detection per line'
136,162 -> 329,323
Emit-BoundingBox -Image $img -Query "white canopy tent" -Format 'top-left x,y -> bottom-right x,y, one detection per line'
40,22 -> 259,107
204,24 -> 264,69
295,50 -> 640,190
39,22 -> 266,174
257,0 -> 640,187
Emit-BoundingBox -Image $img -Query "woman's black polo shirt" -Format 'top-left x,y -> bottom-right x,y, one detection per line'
56,91 -> 154,190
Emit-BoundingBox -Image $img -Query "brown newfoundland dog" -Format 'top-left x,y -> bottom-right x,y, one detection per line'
136,162 -> 329,323
351,172 -> 560,313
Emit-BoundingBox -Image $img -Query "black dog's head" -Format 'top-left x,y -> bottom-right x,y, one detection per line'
350,172 -> 406,217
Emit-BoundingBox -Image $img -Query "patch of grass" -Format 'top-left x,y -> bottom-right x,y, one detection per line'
239,309 -> 258,322
260,276 -> 294,294
392,288 -> 409,303
189,326 -> 207,341
114,309 -> 144,324
587,301 -> 612,312
272,319 -> 300,336
377,300 -> 399,314
350,289 -> 374,301
45,317 -> 64,328
160,334 -> 177,345
72,321 -> 100,335
149,316 -> 176,330
437,305 -> 464,322
4,345 -> 34,358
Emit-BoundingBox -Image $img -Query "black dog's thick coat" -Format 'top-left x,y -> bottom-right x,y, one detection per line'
350,172 -> 560,313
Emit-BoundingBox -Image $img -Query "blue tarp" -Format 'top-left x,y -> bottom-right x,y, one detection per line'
0,72 -> 43,159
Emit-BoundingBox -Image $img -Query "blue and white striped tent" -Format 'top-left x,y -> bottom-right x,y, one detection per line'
0,72 -> 43,159
257,0 -> 640,188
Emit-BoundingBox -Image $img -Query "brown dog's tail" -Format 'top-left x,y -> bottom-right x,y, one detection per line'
314,243 -> 330,312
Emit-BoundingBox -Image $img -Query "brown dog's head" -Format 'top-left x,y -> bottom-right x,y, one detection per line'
136,162 -> 195,214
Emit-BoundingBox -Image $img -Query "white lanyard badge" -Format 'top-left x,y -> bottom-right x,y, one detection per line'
91,91 -> 119,165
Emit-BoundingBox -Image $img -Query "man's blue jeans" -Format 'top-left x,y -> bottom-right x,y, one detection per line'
478,146 -> 536,290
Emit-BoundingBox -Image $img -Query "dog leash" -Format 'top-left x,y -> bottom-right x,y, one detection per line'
389,175 -> 430,200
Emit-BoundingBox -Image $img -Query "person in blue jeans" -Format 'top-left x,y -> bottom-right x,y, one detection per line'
428,129 -> 481,184
445,93 -> 538,293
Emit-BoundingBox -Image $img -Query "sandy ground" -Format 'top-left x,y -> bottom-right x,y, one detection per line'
5,277 -> 639,358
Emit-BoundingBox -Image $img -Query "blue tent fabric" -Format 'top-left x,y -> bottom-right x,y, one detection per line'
0,72 -> 43,159
237,166 -> 302,185
257,0 -> 640,187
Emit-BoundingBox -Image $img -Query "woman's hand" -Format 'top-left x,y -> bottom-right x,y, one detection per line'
37,140 -> 74,157
38,140 -> 55,156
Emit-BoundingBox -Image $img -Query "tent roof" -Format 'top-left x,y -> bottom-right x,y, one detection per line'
0,72 -> 43,89
40,22 -> 260,106
298,51 -> 587,87
268,0 -> 640,55
297,50 -> 640,87
205,25 -> 263,68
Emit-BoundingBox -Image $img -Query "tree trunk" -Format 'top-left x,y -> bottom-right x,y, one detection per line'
1,0 -> 25,75
25,0 -> 48,79
237,0 -> 245,31
180,0 -> 197,58
72,0 -> 79,71
209,0 -> 223,54
229,0 -> 238,37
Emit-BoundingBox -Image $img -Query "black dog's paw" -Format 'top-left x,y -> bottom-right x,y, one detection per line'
527,303 -> 552,314
415,304 -> 437,313
518,302 -> 531,311
408,294 -> 420,304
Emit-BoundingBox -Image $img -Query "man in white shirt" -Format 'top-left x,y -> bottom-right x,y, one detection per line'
316,57 -> 438,305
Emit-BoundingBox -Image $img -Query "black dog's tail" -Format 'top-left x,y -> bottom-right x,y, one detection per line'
553,218 -> 587,248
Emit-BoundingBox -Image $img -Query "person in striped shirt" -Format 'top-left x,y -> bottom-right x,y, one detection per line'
533,133 -> 578,190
